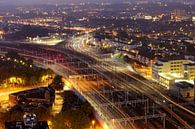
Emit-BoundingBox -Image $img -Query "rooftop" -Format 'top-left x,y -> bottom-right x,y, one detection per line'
10,87 -> 54,99
5,121 -> 49,129
174,81 -> 194,89
159,57 -> 185,62
159,72 -> 184,80
184,63 -> 195,66
159,73 -> 175,80
153,63 -> 163,66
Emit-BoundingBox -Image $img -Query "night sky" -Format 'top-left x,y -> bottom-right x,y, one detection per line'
0,0 -> 115,4
0,0 -> 194,5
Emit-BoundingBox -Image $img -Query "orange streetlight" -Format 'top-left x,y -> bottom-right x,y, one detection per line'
92,120 -> 95,129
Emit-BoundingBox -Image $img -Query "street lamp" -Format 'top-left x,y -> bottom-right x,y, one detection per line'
92,120 -> 95,129
111,119 -> 115,127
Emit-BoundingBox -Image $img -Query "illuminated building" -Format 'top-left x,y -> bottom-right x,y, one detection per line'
152,58 -> 195,88
29,36 -> 63,45
192,16 -> 195,22
144,15 -> 152,20
0,30 -> 5,39
23,113 -> 37,128
184,63 -> 195,80
171,9 -> 189,21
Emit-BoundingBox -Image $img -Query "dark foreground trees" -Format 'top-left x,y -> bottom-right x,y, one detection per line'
0,51 -> 53,86
49,75 -> 64,91
51,103 -> 92,129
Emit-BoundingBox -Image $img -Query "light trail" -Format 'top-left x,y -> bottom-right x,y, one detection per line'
1,35 -> 194,128
0,44 -> 136,129
69,34 -> 194,129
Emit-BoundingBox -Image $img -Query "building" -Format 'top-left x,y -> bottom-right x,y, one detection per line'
23,113 -> 37,128
0,29 -> 5,39
171,81 -> 194,100
184,63 -> 195,80
171,9 -> 189,21
152,58 -> 195,88
29,36 -> 63,45
5,121 -> 49,129
9,87 -> 55,106
192,16 -> 195,22
5,113 -> 49,129
126,48 -> 156,66
136,52 -> 155,66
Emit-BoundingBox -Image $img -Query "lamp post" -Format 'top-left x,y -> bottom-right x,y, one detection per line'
92,120 -> 95,129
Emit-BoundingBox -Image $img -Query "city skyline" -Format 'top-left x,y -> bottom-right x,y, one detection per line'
0,0 -> 195,5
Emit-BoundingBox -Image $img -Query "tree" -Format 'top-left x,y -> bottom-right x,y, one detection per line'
117,31 -> 129,39
49,75 -> 64,91
6,51 -> 23,60
8,25 -> 50,40
81,103 -> 94,117
0,52 -> 53,87
51,109 -> 90,129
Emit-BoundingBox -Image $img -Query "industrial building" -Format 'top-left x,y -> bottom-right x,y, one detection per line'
9,87 -> 55,106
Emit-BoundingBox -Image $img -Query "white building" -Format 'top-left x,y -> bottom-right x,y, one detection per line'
184,63 -> 195,80
192,16 -> 195,22
152,58 -> 195,88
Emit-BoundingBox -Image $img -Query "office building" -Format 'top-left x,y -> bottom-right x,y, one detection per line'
152,58 -> 195,88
